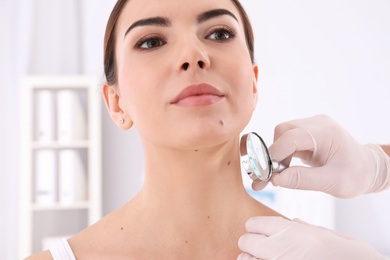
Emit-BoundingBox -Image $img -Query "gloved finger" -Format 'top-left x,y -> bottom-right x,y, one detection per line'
269,127 -> 315,164
237,252 -> 260,260
272,118 -> 303,139
251,179 -> 269,191
292,218 -> 331,232
240,231 -> 297,260
238,233 -> 267,259
272,115 -> 327,140
292,218 -> 309,225
270,165 -> 336,192
244,216 -> 294,235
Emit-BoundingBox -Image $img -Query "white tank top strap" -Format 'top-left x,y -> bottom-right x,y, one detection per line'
48,238 -> 76,260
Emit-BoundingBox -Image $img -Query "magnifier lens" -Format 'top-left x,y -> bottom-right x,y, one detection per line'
247,134 -> 267,171
240,132 -> 287,182
243,133 -> 272,181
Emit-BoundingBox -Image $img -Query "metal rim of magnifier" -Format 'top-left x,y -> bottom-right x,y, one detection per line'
240,132 -> 273,181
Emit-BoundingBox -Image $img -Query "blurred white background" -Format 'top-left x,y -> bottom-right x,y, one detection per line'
1,0 -> 389,258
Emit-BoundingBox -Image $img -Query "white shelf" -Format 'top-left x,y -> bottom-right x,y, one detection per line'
32,201 -> 91,211
32,141 -> 90,149
18,75 -> 102,259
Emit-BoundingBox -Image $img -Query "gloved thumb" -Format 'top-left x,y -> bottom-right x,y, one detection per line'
251,179 -> 269,191
270,165 -> 333,192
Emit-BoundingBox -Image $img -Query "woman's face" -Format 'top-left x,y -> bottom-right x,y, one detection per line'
108,0 -> 258,149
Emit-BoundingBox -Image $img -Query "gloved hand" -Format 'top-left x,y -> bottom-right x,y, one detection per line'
237,216 -> 386,260
252,114 -> 390,198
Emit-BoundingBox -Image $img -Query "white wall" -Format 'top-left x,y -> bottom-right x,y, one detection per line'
1,2 -> 25,259
1,0 -> 389,258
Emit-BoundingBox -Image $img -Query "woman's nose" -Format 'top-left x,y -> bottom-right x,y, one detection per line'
176,39 -> 210,72
181,60 -> 206,71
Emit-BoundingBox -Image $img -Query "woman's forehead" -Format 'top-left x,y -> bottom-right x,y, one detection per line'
116,0 -> 241,33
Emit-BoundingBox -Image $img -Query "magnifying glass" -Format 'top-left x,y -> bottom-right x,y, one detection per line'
240,132 -> 287,181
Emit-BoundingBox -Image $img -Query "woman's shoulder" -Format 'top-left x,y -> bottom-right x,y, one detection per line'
68,204 -> 141,257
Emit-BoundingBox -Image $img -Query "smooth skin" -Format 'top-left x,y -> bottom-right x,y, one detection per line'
26,0 -> 283,259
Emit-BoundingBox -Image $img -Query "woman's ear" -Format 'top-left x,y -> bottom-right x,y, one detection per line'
252,64 -> 259,108
102,84 -> 133,130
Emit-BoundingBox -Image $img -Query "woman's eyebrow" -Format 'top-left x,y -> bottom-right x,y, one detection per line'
124,17 -> 171,38
124,9 -> 237,39
197,9 -> 238,24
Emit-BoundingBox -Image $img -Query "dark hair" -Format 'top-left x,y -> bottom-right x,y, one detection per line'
103,0 -> 255,85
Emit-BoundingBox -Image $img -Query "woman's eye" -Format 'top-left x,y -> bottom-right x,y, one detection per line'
207,28 -> 236,41
136,37 -> 166,50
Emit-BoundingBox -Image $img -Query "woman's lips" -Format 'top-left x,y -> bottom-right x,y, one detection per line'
170,83 -> 224,107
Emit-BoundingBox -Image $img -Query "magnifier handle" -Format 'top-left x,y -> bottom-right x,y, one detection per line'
272,160 -> 287,173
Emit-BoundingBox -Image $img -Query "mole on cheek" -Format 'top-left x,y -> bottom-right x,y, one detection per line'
219,120 -> 224,126
227,161 -> 231,166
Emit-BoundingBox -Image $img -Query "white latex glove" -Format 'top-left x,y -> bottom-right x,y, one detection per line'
238,216 -> 386,260
252,114 -> 390,198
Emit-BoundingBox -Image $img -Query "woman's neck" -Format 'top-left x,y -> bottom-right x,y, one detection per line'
140,139 -> 247,209
122,141 -> 254,258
